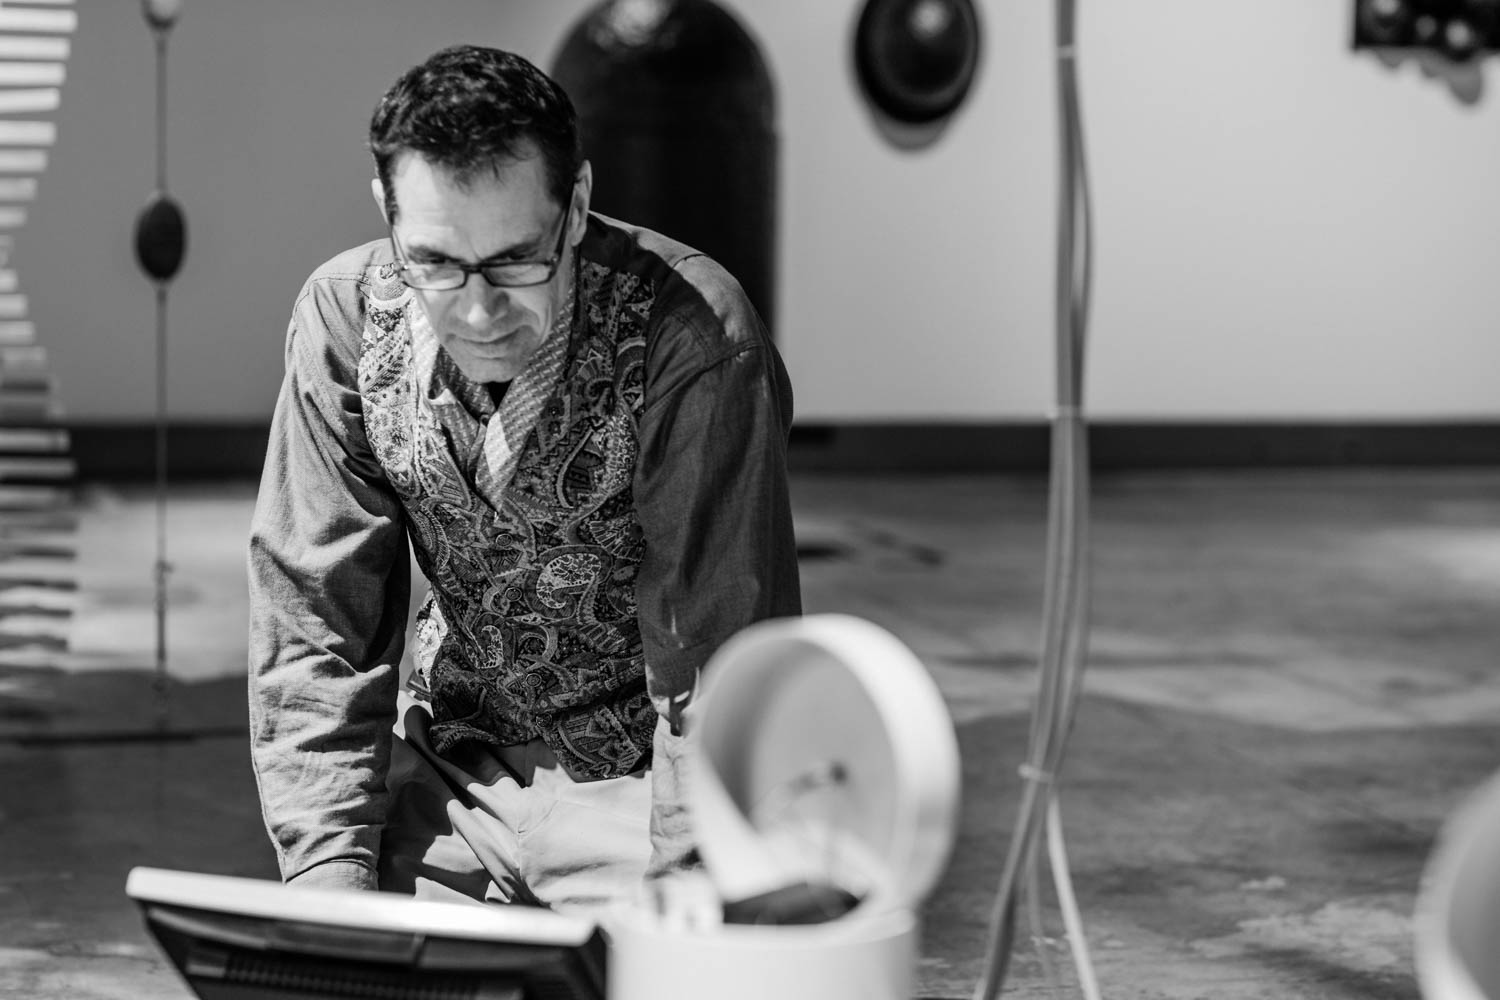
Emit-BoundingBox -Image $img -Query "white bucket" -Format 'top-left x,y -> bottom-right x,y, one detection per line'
1416,768 -> 1500,1000
606,614 -> 960,1000
607,906 -> 918,1000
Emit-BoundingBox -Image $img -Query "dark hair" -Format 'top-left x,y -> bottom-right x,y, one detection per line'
369,46 -> 581,222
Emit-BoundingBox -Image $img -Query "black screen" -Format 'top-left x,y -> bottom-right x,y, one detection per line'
141,902 -> 606,1000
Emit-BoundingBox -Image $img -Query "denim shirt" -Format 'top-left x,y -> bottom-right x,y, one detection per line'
248,213 -> 802,884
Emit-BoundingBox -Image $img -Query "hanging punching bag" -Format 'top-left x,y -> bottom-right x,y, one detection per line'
552,0 -> 778,336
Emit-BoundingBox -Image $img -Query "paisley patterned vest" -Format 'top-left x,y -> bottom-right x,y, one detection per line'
356,251 -> 658,781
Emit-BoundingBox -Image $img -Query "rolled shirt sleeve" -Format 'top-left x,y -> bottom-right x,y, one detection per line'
631,255 -> 802,873
248,276 -> 411,887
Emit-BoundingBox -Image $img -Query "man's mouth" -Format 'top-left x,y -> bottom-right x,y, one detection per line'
458,329 -> 526,356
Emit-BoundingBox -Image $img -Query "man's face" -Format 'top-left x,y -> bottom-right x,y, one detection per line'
382,147 -> 580,384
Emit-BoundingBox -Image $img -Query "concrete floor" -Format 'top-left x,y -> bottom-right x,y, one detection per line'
2,469 -> 1498,998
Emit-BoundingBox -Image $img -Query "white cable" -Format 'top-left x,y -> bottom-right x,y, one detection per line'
972,0 -> 1098,996
1048,794 -> 1102,1000
1024,837 -> 1061,994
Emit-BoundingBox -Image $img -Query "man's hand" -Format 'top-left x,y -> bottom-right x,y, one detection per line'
635,868 -> 723,931
644,709 -> 699,880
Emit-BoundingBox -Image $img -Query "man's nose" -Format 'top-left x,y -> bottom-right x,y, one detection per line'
456,275 -> 507,327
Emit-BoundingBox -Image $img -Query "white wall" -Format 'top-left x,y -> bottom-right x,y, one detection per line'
28,0 -> 582,423
22,1 -> 1500,422
1081,1 -> 1500,419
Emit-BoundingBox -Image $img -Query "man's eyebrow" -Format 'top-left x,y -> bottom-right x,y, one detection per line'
404,233 -> 546,264
404,244 -> 456,263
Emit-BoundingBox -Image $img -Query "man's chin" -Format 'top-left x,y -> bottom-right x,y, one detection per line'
454,356 -> 523,384
448,342 -> 527,381
445,331 -> 543,384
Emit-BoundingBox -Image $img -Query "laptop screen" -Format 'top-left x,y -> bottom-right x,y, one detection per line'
125,866 -> 607,1000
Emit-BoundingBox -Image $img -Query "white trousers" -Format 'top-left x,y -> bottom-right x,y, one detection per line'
378,691 -> 653,918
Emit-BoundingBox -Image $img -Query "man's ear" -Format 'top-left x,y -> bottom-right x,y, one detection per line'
570,160 -> 593,242
371,177 -> 389,225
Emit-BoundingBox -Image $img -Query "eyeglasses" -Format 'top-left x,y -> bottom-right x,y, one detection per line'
390,205 -> 571,291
